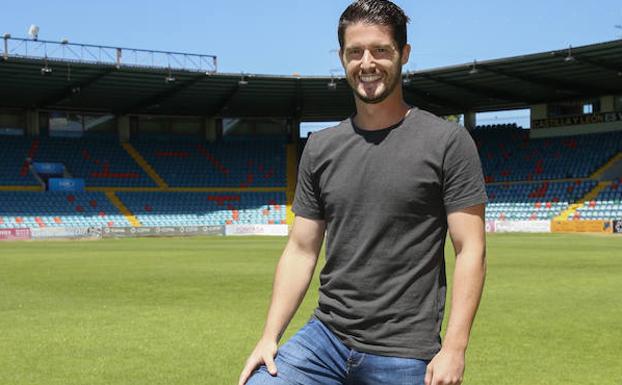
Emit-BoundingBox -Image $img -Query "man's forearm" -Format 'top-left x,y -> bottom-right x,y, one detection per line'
261,240 -> 319,342
442,249 -> 486,351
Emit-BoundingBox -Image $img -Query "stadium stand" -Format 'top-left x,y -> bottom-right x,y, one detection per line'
131,136 -> 287,187
572,178 -> 622,220
485,180 -> 598,221
0,135 -> 40,186
473,126 -> 622,182
33,136 -> 156,187
2,126 -> 621,229
0,134 -> 290,229
117,191 -> 287,226
0,191 -> 130,228
0,126 -> 622,228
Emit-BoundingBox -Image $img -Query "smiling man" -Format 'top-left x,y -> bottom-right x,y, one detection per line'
239,1 -> 487,385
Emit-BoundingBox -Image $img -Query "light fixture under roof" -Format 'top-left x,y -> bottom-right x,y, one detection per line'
165,67 -> 175,83
238,73 -> 248,86
564,45 -> 576,62
468,60 -> 479,75
327,78 -> 337,90
41,57 -> 52,75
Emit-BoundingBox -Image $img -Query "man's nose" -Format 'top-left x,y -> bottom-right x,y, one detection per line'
360,49 -> 375,71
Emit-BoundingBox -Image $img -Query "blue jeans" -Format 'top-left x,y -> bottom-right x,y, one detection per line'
246,317 -> 429,385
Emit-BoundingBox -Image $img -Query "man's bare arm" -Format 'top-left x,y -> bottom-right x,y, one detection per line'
238,216 -> 325,385
425,204 -> 486,385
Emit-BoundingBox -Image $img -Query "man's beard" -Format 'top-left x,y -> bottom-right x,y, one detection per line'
349,63 -> 402,104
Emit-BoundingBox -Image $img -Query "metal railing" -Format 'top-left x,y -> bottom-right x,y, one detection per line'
1,35 -> 217,73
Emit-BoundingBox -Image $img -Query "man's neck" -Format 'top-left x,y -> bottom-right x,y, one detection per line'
352,92 -> 411,131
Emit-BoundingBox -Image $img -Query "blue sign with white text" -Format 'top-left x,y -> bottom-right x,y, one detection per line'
34,162 -> 65,175
48,178 -> 85,192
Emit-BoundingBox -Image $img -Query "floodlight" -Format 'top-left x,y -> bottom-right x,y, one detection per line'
28,25 -> 39,40
327,79 -> 337,90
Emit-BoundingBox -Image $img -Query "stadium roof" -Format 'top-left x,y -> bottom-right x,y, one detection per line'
1,38 -> 621,121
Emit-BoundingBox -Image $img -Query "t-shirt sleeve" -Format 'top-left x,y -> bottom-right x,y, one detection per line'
292,135 -> 325,219
442,126 -> 488,213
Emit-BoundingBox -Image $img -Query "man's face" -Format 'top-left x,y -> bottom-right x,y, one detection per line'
340,22 -> 410,104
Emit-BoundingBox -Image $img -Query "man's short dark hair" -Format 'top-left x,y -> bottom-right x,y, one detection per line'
338,0 -> 410,52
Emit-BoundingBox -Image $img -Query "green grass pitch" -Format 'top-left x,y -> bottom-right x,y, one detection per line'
0,233 -> 620,385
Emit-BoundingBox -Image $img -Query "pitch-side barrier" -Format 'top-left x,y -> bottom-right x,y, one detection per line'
0,224 -> 290,240
1,222 -> 621,241
485,220 -> 619,234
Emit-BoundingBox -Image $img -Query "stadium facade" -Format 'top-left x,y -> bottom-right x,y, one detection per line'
1,35 -> 621,239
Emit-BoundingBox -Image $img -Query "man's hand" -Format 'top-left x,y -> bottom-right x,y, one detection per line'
238,337 -> 278,385
424,347 -> 465,385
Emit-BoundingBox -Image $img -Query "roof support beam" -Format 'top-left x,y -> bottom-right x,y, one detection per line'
36,67 -> 116,108
418,73 -> 539,104
211,83 -> 242,117
117,72 -> 206,115
403,84 -> 467,112
478,63 -> 619,96
573,55 -> 622,76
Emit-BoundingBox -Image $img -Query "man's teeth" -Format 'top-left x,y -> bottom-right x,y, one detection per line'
360,75 -> 382,82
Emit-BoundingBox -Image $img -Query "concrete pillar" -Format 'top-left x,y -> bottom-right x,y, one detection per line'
25,109 -> 40,136
463,111 -> 476,131
117,115 -> 130,142
600,95 -> 614,113
205,117 -> 218,142
288,118 -> 301,144
531,104 -> 547,120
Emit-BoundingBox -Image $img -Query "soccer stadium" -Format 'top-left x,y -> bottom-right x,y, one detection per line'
1,16 -> 622,385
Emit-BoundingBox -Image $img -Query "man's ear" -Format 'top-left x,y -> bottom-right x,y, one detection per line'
339,49 -> 346,68
401,43 -> 411,65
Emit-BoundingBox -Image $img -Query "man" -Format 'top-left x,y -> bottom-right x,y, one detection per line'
239,1 -> 487,384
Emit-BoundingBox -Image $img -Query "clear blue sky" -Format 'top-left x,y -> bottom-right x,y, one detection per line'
3,0 -> 621,131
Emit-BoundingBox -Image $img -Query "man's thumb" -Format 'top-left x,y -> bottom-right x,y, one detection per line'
265,355 -> 278,376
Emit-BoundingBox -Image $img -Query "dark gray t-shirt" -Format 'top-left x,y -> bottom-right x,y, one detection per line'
292,108 -> 487,359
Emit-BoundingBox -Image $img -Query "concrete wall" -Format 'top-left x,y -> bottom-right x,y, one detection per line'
530,120 -> 622,138
225,118 -> 288,136
0,108 -> 26,133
